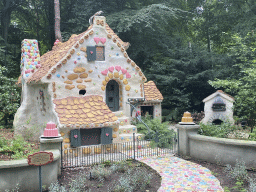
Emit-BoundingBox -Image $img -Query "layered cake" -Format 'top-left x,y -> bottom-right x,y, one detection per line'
43,122 -> 59,137
179,111 -> 195,124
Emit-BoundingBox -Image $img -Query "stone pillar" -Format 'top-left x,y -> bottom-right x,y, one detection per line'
40,137 -> 63,175
175,111 -> 200,157
175,124 -> 200,157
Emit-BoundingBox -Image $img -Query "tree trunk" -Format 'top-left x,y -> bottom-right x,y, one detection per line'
1,0 -> 12,44
54,0 -> 62,42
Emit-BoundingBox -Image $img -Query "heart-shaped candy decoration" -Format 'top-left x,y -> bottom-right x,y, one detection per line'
101,69 -> 108,76
115,65 -> 121,71
100,38 -> 106,44
94,37 -> 100,44
106,133 -> 109,136
90,51 -> 93,54
126,72 -> 131,79
108,66 -> 114,72
121,68 -> 127,74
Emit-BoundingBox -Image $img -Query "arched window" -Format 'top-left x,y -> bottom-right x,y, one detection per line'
212,96 -> 226,111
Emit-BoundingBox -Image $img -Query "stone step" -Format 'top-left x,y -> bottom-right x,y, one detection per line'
117,116 -> 130,126
113,111 -> 125,118
119,125 -> 137,134
119,133 -> 145,143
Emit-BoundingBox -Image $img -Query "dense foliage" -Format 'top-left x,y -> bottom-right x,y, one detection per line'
198,122 -> 237,138
0,66 -> 21,127
136,115 -> 176,148
0,0 -> 256,126
0,135 -> 39,160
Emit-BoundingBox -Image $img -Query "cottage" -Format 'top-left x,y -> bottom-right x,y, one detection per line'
201,90 -> 235,124
14,16 -> 163,148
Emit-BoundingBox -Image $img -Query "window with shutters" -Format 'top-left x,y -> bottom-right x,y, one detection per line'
87,46 -> 105,61
81,128 -> 101,145
70,128 -> 112,147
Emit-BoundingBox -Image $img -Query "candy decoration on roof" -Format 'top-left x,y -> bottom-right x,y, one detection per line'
20,39 -> 41,79
54,39 -> 60,46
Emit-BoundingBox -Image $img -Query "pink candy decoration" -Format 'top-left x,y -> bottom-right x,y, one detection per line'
126,72 -> 131,79
54,39 -> 60,46
90,51 -> 93,54
115,65 -> 121,71
25,69 -> 30,74
108,66 -> 114,72
101,69 -> 108,76
43,122 -> 59,137
121,68 -> 127,74
94,37 -> 100,44
100,38 -> 106,44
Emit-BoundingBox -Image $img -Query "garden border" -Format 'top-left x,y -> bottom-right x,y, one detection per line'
0,149 -> 60,192
176,124 -> 256,169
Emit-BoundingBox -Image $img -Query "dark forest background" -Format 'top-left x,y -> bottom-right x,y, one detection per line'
1,0 -> 256,127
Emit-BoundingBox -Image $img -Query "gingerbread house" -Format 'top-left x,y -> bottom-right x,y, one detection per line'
14,16 -> 163,147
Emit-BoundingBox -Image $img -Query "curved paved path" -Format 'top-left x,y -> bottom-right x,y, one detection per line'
137,154 -> 224,192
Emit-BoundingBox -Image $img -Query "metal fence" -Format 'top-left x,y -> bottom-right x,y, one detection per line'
61,132 -> 178,169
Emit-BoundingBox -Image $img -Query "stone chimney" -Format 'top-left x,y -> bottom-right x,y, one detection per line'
93,16 -> 106,29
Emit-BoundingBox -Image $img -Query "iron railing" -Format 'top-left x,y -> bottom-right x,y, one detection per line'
61,132 -> 177,169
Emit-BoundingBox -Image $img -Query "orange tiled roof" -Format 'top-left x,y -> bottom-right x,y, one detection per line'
53,95 -> 118,128
144,81 -> 163,101
17,23 -> 130,85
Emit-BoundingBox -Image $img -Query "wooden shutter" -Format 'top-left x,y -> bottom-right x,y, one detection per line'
87,46 -> 96,61
70,129 -> 81,147
101,127 -> 113,145
96,46 -> 105,61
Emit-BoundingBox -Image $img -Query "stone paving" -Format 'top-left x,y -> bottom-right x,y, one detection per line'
137,154 -> 224,192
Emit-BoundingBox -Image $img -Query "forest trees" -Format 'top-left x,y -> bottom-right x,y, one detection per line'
0,0 -> 255,126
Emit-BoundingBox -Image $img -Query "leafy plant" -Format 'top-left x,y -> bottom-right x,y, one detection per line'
136,114 -> 176,149
90,164 -> 112,182
249,178 -> 256,192
198,122 -> 237,138
48,182 -> 67,192
68,172 -> 88,192
0,135 -> 39,160
248,128 -> 256,141
225,160 -> 249,182
0,66 -> 21,127
111,160 -> 129,173
4,183 -> 20,192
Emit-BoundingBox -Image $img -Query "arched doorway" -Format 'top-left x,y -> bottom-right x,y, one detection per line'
106,80 -> 119,112
212,119 -> 223,125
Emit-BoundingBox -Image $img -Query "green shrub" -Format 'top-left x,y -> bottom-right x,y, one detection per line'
224,160 -> 249,182
136,114 -> 176,148
49,182 -> 67,192
111,160 -> 129,173
90,164 -> 112,182
0,136 -> 8,148
249,178 -> 256,192
198,122 -> 236,138
0,135 -> 39,160
110,165 -> 152,192
248,128 -> 256,141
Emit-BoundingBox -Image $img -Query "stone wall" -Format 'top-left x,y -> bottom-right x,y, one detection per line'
0,149 -> 60,192
176,124 -> 256,169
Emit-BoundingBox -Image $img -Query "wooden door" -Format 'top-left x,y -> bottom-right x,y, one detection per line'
106,80 -> 119,112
